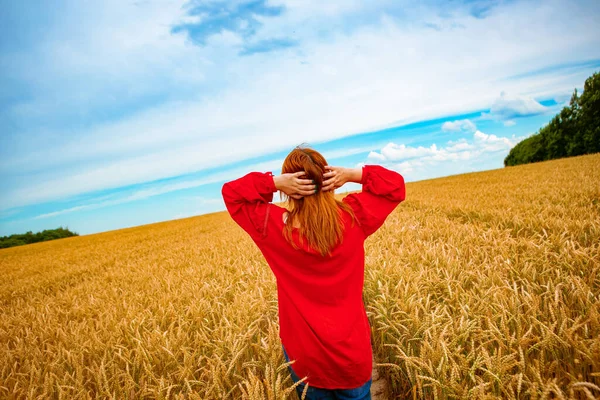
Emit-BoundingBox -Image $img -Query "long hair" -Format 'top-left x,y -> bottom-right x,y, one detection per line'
281,146 -> 356,256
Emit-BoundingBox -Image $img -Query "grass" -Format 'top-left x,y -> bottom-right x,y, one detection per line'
1,153 -> 599,399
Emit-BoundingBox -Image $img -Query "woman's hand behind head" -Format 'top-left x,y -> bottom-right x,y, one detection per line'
322,166 -> 363,192
322,166 -> 348,192
274,172 -> 317,199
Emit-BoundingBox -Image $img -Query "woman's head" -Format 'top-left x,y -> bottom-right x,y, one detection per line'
282,146 -> 328,196
281,145 -> 355,256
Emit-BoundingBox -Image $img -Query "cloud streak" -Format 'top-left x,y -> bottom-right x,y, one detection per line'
31,158 -> 284,220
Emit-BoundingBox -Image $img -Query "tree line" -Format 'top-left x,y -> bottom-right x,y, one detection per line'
504,71 -> 600,166
0,227 -> 79,249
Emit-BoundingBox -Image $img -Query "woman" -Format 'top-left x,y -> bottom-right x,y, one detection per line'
222,146 -> 405,399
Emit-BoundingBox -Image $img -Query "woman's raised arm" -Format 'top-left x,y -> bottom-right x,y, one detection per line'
222,172 -> 277,241
222,171 -> 317,240
339,165 -> 406,237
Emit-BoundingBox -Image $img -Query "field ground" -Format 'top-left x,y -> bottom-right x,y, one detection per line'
1,154 -> 599,399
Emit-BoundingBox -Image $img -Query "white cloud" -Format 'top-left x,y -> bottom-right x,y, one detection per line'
473,130 -> 521,152
367,151 -> 386,162
370,143 -> 440,161
206,30 -> 245,47
2,0 -> 600,210
389,161 -> 414,174
366,130 -> 525,181
442,119 -> 477,133
178,14 -> 205,26
486,91 -> 547,120
446,138 -> 474,153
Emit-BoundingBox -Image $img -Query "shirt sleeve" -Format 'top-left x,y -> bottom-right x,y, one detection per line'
221,172 -> 277,241
343,165 -> 406,237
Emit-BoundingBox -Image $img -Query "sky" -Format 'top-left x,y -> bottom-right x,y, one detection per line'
1,0 -> 599,236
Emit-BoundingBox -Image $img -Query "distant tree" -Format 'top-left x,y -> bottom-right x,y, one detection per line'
504,71 -> 600,166
577,70 -> 600,155
504,133 -> 546,166
0,227 -> 79,249
0,238 -> 27,248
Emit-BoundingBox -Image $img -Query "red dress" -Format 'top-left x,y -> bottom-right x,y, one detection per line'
222,165 -> 406,389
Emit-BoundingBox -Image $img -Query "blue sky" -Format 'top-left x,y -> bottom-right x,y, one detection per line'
1,0 -> 599,236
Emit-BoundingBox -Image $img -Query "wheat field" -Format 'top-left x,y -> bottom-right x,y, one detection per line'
1,154 -> 599,399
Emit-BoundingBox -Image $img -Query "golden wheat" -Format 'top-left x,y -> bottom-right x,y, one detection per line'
1,154 -> 599,399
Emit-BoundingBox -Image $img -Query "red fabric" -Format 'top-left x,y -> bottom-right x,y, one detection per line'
222,165 -> 405,389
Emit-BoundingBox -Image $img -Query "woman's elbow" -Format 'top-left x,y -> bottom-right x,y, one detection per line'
221,182 -> 235,205
395,175 -> 406,202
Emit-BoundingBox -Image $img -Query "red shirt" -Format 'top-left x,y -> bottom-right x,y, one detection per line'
222,165 -> 405,389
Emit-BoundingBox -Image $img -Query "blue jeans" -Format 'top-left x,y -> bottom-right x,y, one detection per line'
282,346 -> 372,400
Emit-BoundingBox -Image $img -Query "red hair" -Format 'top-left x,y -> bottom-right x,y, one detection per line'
281,146 -> 355,256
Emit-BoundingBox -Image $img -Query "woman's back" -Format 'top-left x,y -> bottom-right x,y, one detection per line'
222,158 -> 405,389
257,204 -> 372,387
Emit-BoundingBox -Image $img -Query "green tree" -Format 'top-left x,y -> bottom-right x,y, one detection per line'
0,227 -> 79,249
505,71 -> 600,166
577,71 -> 600,154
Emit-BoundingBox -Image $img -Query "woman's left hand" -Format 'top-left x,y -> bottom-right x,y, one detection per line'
273,172 -> 317,199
